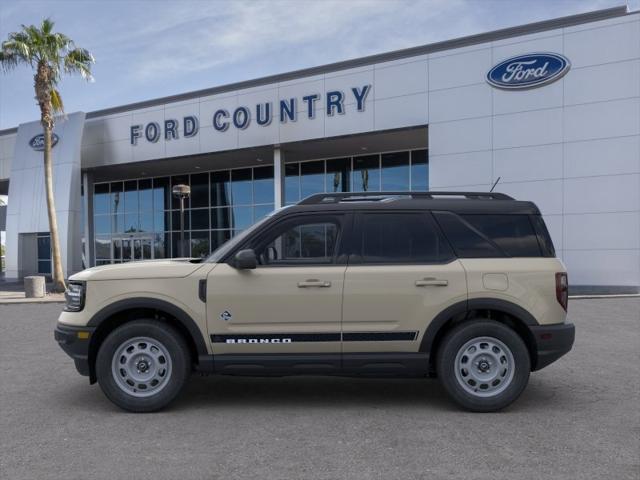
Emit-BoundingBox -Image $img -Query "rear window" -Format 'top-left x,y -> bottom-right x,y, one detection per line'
433,212 -> 548,258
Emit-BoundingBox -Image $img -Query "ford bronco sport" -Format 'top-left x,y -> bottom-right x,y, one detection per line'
55,191 -> 575,412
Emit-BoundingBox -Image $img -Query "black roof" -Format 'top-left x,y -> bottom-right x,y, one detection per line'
280,191 -> 541,215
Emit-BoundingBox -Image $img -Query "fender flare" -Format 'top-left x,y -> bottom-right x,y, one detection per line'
87,297 -> 209,357
419,298 -> 538,353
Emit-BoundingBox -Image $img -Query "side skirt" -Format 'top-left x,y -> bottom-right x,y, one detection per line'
196,352 -> 429,377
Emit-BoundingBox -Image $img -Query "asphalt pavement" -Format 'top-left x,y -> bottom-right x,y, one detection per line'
0,298 -> 638,480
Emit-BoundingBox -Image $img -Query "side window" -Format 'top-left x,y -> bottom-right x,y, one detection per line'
461,214 -> 542,257
256,217 -> 341,266
433,211 -> 503,258
357,213 -> 454,264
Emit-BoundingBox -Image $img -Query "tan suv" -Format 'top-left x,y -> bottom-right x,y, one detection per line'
55,191 -> 574,412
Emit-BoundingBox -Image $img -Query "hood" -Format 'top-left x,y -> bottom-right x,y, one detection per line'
69,258 -> 207,281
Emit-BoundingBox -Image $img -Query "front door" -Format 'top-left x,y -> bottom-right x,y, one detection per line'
342,212 -> 467,355
114,236 -> 153,262
206,213 -> 350,355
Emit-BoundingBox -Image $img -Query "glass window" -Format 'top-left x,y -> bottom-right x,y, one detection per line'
191,208 -> 210,230
94,184 -> 110,215
300,161 -> 325,199
95,236 -> 111,260
171,210 -> 190,232
211,171 -> 231,207
38,260 -> 51,274
123,180 -> 138,213
411,150 -> 428,191
124,212 -> 139,233
190,231 -> 210,258
326,158 -> 350,193
211,230 -> 232,251
153,177 -> 171,210
284,163 -> 300,204
190,173 -> 209,208
433,211 -> 503,258
211,207 -> 232,229
381,152 -> 410,191
138,179 -> 153,211
111,182 -> 123,218
254,204 -> 274,221
139,212 -> 153,232
37,234 -> 51,259
94,215 -> 111,235
154,233 -> 169,259
113,238 -> 123,261
461,214 -> 541,257
253,166 -> 274,204
352,155 -> 380,192
231,169 -> 252,205
257,219 -> 339,265
531,215 -> 556,257
171,175 -> 190,209
154,210 -> 168,232
171,231 -> 189,258
359,213 -> 453,264
231,205 -> 253,230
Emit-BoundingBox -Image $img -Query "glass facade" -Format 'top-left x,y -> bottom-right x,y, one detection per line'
92,148 -> 427,264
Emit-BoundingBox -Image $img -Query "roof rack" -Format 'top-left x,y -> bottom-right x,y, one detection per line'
298,191 -> 514,205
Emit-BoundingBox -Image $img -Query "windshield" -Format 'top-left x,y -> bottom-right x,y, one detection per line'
205,215 -> 272,263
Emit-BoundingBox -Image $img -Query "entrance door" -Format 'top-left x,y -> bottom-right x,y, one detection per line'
206,213 -> 350,356
114,236 -> 153,262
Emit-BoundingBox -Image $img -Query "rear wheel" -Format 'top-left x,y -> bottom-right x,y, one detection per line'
96,320 -> 191,412
436,320 -> 530,412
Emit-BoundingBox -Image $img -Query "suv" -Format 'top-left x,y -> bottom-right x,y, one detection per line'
55,191 -> 574,412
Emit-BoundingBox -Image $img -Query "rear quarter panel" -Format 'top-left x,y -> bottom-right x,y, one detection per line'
460,258 -> 567,325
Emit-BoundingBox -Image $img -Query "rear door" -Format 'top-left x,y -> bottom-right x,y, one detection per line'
341,211 -> 467,354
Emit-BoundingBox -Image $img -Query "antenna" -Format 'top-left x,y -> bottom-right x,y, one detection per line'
490,176 -> 501,192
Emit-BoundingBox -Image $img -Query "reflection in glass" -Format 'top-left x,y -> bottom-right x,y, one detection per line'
139,179 -> 153,211
171,175 -> 190,209
190,231 -> 210,258
94,184 -> 110,214
231,168 -> 252,205
153,177 -> 170,210
211,207 -> 231,229
284,163 -> 300,204
211,171 -> 231,207
232,206 -> 253,230
94,215 -> 111,235
352,155 -> 380,192
326,158 -> 350,192
95,236 -> 111,259
190,173 -> 209,208
381,152 -> 410,191
111,182 -> 123,218
171,210 -> 190,232
124,180 -> 138,213
190,208 -> 210,230
410,149 -> 428,191
153,211 -> 168,232
139,212 -> 153,232
153,233 -> 168,259
301,161 -> 325,199
253,166 -> 274,204
124,212 -> 139,232
254,204 -> 274,221
211,230 -> 232,251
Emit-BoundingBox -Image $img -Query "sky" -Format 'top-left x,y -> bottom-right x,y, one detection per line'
0,0 -> 636,130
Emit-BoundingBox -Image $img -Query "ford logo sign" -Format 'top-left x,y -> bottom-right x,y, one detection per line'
29,133 -> 59,151
487,53 -> 570,90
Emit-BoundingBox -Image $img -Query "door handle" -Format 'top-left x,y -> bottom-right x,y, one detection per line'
415,278 -> 448,287
297,279 -> 332,288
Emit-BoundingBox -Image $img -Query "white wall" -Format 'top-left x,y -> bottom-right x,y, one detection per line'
0,133 -> 16,181
428,13 -> 640,288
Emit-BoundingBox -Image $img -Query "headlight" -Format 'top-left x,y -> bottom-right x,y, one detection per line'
64,282 -> 86,312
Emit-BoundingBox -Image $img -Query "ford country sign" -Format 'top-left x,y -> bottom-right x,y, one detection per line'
29,133 -> 59,151
487,53 -> 570,90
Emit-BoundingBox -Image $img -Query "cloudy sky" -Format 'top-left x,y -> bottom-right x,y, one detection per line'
0,0 -> 634,130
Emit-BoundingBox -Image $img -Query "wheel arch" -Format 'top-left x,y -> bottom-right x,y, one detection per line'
87,298 -> 208,383
421,298 -> 539,373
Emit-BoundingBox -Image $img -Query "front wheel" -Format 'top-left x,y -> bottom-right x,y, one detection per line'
96,320 -> 191,412
436,320 -> 530,412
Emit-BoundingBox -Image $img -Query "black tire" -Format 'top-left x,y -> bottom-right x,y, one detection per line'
436,319 -> 530,412
96,320 -> 191,412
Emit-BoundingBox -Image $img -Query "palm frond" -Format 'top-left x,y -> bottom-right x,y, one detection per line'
64,47 -> 94,81
50,88 -> 64,114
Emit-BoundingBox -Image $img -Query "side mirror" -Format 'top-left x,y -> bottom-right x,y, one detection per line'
233,249 -> 257,270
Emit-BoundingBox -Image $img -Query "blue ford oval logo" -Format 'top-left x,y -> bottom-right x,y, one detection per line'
487,53 -> 570,90
29,133 -> 59,151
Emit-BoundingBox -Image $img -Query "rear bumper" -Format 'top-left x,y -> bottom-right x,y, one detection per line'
54,323 -> 95,377
529,322 -> 575,371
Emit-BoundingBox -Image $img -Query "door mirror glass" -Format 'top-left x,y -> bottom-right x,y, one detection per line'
233,249 -> 257,270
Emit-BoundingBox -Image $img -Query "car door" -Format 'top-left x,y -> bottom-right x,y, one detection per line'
206,212 -> 350,356
341,211 -> 467,356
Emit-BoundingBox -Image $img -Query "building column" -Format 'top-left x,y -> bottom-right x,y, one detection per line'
82,172 -> 94,269
273,146 -> 285,209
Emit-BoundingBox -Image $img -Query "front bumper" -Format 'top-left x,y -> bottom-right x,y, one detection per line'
54,323 -> 95,377
529,322 -> 575,371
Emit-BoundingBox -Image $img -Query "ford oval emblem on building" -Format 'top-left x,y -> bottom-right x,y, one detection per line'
487,53 -> 570,90
29,133 -> 59,151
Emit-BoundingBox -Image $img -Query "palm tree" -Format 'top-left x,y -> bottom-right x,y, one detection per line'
0,19 -> 94,292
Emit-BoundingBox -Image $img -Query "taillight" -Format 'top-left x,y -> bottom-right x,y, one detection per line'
555,272 -> 568,311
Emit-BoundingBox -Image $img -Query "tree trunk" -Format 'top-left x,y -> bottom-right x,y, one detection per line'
35,63 -> 66,292
43,123 -> 66,292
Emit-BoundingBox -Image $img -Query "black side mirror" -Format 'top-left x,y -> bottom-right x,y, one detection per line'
233,249 -> 257,270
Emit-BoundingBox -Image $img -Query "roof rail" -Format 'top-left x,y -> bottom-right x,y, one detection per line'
298,191 -> 514,205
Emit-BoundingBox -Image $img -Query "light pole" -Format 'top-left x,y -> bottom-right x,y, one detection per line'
172,184 -> 191,257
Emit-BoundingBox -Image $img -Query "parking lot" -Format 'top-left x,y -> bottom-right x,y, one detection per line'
0,298 -> 638,480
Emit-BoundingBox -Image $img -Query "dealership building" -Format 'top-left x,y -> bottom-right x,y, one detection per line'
0,6 -> 638,293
